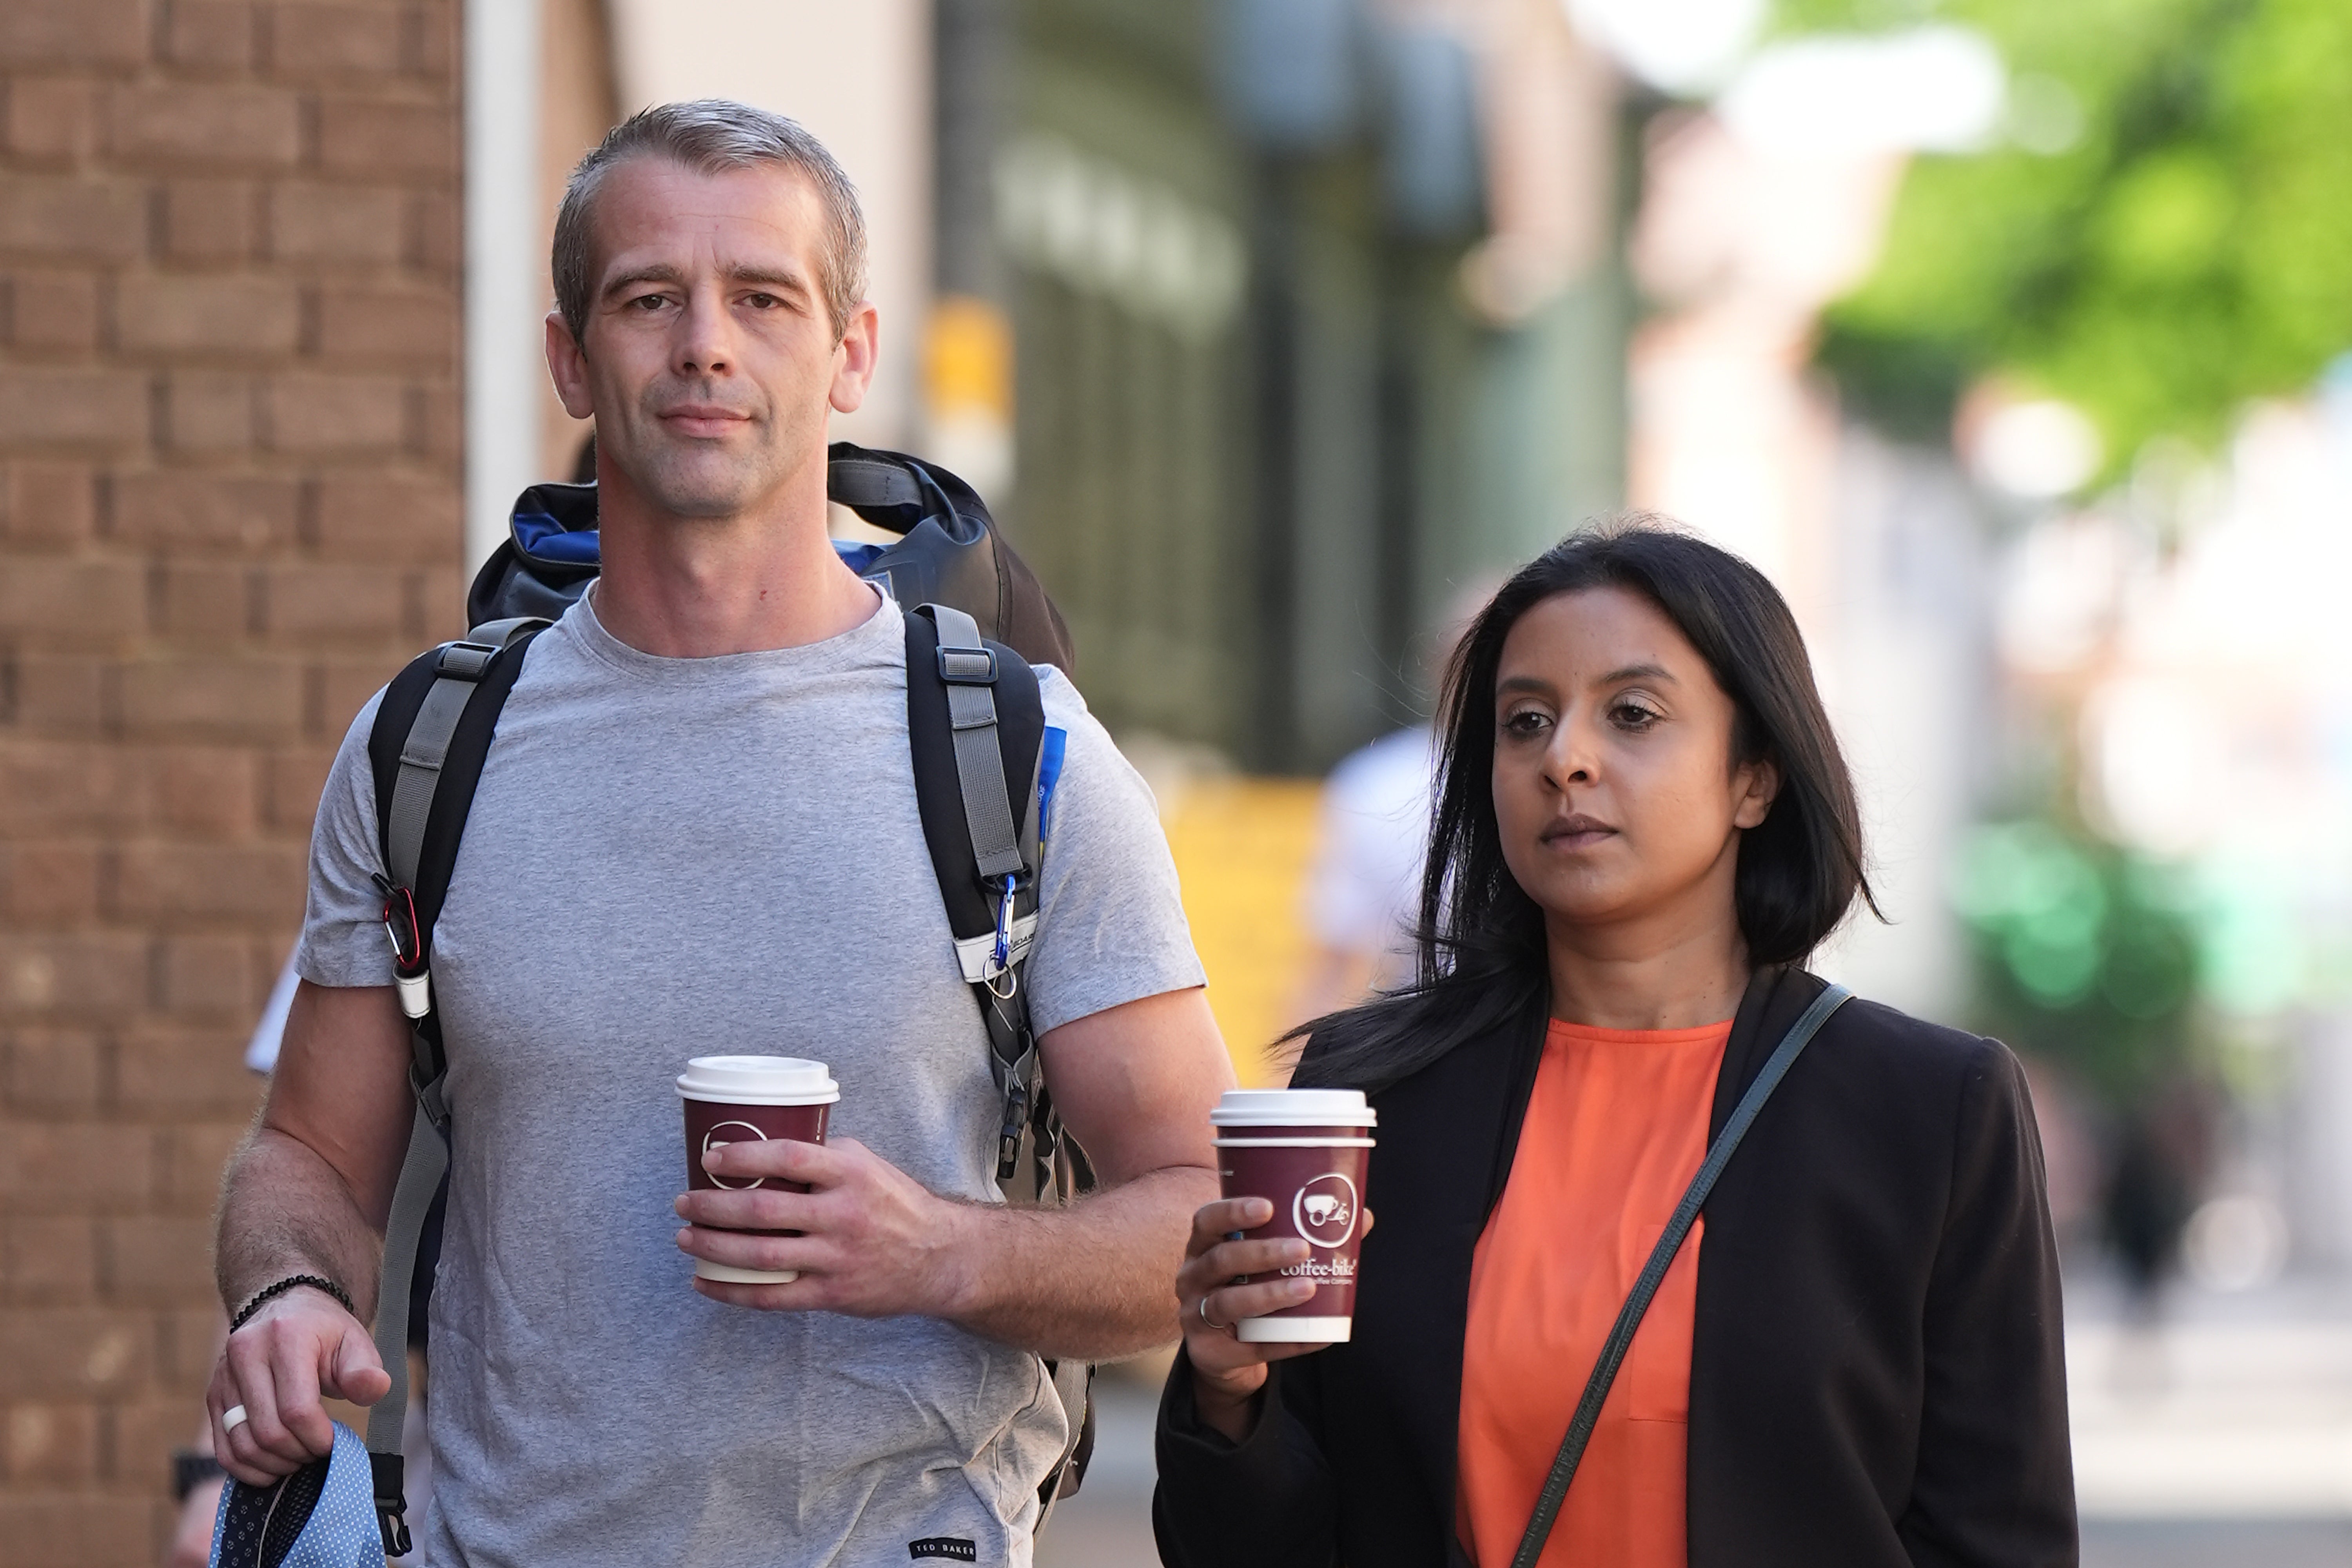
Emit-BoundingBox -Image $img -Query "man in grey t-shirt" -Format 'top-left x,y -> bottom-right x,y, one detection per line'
204,102 -> 1233,1566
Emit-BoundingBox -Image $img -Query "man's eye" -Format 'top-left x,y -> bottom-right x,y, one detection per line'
630,294 -> 670,311
744,292 -> 779,309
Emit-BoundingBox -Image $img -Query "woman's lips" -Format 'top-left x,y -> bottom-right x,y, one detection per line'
1541,815 -> 1618,847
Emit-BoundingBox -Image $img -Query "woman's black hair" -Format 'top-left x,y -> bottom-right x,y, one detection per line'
1290,520 -> 1875,1093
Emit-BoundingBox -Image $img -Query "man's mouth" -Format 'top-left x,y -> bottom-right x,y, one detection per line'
658,405 -> 753,438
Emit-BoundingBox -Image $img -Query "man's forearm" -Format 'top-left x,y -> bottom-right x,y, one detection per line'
944,1164 -> 1217,1361
215,1124 -> 386,1319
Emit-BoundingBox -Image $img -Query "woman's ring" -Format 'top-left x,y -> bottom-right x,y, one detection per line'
221,1404 -> 249,1434
1197,1296 -> 1230,1333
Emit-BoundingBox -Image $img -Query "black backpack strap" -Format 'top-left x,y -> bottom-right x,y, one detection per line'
359,617 -> 543,1555
905,603 -> 1045,1180
904,603 -> 1100,1515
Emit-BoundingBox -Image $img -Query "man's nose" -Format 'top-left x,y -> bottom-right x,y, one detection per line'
674,290 -> 734,376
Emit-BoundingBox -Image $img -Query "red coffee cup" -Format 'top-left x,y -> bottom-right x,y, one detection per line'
1212,1088 -> 1377,1343
676,1055 -> 840,1285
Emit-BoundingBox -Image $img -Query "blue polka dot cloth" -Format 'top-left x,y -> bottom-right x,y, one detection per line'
208,1421 -> 389,1568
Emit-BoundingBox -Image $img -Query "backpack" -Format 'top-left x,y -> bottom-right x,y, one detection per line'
214,444 -> 1096,1564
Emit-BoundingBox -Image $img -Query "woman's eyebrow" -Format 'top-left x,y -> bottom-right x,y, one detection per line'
1496,674 -> 1552,697
1597,662 -> 1676,686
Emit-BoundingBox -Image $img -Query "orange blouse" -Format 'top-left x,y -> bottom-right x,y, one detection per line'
1455,1017 -> 1731,1568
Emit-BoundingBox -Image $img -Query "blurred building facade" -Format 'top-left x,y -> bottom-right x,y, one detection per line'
992,0 -> 1627,770
0,3 -> 466,1561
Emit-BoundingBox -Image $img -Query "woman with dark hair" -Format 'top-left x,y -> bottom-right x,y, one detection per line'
1154,525 -> 2074,1567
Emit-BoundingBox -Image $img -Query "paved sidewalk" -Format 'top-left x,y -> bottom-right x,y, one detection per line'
2069,1271 -> 2352,1523
1036,1372 -> 1162,1568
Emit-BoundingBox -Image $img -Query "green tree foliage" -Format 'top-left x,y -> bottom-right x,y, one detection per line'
1795,0 -> 2352,472
1954,818 -> 2202,1100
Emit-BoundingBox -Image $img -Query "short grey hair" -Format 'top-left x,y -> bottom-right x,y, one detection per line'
552,100 -> 869,345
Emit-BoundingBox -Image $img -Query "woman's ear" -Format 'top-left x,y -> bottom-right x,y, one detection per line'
1733,756 -> 1781,831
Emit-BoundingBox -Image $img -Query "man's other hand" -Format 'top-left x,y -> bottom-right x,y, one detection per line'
674,1136 -> 978,1319
207,1287 -> 390,1485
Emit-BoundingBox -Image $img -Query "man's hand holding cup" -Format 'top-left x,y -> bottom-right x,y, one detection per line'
673,1054 -> 976,1320
674,1131 -> 976,1318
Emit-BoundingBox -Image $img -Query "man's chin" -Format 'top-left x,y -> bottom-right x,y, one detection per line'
625,459 -> 779,520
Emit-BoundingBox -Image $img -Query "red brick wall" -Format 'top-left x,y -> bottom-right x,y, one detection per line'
0,4 -> 461,1561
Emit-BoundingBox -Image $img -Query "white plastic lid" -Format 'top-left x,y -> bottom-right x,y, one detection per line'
1209,1088 -> 1376,1128
675,1056 -> 840,1105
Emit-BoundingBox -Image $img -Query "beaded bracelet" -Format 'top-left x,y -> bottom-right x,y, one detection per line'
231,1273 -> 356,1331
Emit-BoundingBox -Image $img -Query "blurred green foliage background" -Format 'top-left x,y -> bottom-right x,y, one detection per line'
1955,820 -> 2203,1099
1787,0 -> 2352,477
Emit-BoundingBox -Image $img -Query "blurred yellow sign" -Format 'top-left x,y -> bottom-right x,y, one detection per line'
1161,779 -> 1323,1088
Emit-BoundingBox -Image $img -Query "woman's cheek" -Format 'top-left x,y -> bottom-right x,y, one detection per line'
1492,764 -> 1550,884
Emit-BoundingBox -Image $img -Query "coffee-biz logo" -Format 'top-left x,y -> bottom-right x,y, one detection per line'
702,1122 -> 770,1191
1293,1172 -> 1359,1248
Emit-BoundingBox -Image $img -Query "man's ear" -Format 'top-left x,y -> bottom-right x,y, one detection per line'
827,300 -> 880,416
546,312 -> 595,419
1733,756 -> 1781,831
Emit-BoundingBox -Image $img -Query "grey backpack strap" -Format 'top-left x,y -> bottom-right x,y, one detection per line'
1508,983 -> 1852,1568
363,1109 -> 448,1556
360,617 -> 544,1555
929,604 -> 1031,887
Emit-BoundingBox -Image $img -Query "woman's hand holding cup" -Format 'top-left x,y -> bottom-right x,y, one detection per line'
1178,1196 -> 1364,1443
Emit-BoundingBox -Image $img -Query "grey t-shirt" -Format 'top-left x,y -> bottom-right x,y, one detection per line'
296,591 -> 1204,1568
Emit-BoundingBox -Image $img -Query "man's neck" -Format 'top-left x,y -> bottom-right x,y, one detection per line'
588,454 -> 879,658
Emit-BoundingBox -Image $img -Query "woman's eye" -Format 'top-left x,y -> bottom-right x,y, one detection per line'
1610,701 -> 1661,730
1501,709 -> 1551,738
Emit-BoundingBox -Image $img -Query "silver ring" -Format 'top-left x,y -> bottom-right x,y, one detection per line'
1197,1296 -> 1230,1333
221,1404 -> 249,1434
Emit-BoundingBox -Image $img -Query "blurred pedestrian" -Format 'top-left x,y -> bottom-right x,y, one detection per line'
1294,587 -> 1495,1020
1296,725 -> 1437,1013
1157,525 -> 2076,1566
2103,1075 -> 2215,1317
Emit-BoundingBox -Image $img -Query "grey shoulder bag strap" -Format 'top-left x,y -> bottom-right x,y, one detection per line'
1509,983 -> 1852,1568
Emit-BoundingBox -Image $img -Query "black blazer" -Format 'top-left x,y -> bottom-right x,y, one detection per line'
1154,968 -> 2076,1568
